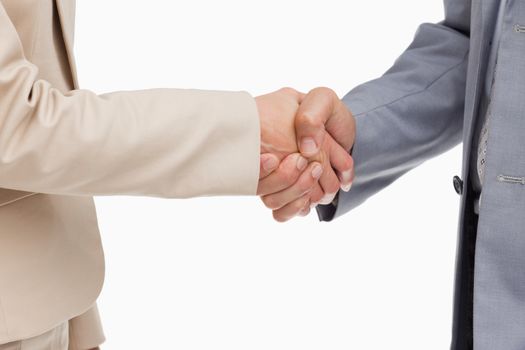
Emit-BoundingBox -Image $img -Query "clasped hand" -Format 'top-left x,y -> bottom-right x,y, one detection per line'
256,87 -> 356,222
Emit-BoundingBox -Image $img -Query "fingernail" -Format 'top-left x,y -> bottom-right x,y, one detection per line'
311,165 -> 323,179
320,193 -> 337,205
262,156 -> 278,172
300,137 -> 318,155
310,201 -> 320,209
341,170 -> 353,184
296,156 -> 308,171
341,183 -> 352,192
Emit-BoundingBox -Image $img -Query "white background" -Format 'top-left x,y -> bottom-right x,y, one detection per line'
74,1 -> 462,349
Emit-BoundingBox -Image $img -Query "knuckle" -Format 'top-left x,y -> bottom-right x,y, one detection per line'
298,177 -> 314,193
327,181 -> 340,195
296,111 -> 324,128
282,153 -> 300,168
311,192 -> 324,204
295,115 -> 324,130
310,185 -> 324,204
340,155 -> 354,171
310,190 -> 324,203
295,198 -> 308,212
312,86 -> 336,97
279,87 -> 298,96
347,155 -> 355,169
316,150 -> 328,166
262,196 -> 279,210
280,169 -> 298,186
273,211 -> 288,223
300,207 -> 311,217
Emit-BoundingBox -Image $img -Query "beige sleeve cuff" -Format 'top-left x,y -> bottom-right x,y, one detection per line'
164,90 -> 261,197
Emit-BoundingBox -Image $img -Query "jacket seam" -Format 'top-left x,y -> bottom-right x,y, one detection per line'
0,295 -> 9,336
28,0 -> 43,61
354,50 -> 470,118
0,192 -> 38,208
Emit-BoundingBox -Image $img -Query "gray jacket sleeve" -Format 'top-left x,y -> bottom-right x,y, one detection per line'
318,0 -> 471,221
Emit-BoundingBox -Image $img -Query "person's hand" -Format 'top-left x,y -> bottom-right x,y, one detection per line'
258,152 -> 323,219
295,87 -> 355,198
295,87 -> 356,181
255,88 -> 354,222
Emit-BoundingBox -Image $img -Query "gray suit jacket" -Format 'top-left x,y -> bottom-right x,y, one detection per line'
318,1 -> 525,349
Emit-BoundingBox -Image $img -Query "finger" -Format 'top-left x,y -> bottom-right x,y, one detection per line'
298,205 -> 311,217
318,163 -> 340,205
325,99 -> 356,152
294,87 -> 338,157
259,153 -> 280,180
278,87 -> 306,102
326,136 -> 354,191
272,194 -> 311,223
309,183 -> 325,207
261,162 -> 323,210
257,153 -> 308,196
319,190 -> 338,206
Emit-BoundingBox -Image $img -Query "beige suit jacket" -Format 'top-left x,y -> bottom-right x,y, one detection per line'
0,0 -> 260,344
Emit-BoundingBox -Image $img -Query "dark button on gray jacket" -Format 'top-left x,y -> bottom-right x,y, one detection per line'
318,1 -> 525,348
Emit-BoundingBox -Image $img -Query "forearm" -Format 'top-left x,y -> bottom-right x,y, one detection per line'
318,21 -> 470,221
0,83 -> 260,198
0,4 -> 260,198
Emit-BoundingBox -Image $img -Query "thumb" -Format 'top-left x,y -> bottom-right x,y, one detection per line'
295,87 -> 352,157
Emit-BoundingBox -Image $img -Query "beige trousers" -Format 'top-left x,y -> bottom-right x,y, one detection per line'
0,305 -> 104,350
0,323 -> 69,350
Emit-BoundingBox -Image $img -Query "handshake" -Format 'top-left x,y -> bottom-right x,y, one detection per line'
256,87 -> 356,222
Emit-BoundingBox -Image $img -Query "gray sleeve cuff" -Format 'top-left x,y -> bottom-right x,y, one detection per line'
316,202 -> 338,222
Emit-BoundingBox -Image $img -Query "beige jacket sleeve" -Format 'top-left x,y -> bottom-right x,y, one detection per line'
0,4 -> 260,199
